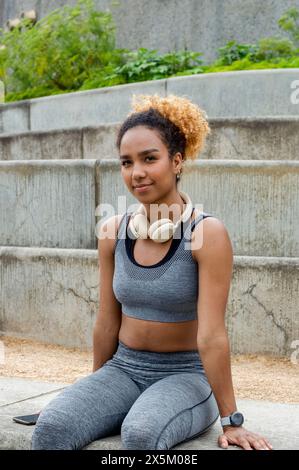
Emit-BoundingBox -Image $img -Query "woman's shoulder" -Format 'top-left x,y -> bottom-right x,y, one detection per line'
191,211 -> 232,261
191,208 -> 219,224
97,213 -> 127,254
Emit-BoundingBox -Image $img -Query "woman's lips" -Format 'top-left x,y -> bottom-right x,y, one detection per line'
134,184 -> 153,192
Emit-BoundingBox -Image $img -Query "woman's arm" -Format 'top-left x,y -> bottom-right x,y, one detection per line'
93,324 -> 119,372
193,218 -> 273,450
198,335 -> 237,420
194,217 -> 236,416
93,215 -> 123,372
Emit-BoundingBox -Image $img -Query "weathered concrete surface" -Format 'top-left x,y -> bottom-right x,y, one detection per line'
0,159 -> 96,249
0,158 -> 298,254
0,128 -> 84,160
1,70 -> 298,134
0,377 -> 297,450
167,70 -> 299,119
226,256 -> 299,356
29,80 -> 166,133
0,377 -> 68,407
1,117 -> 298,161
0,0 -> 297,64
0,124 -> 121,161
0,246 -> 98,349
0,101 -> 30,134
97,159 -> 299,257
203,117 -> 299,161
0,377 -> 69,450
0,246 -> 298,355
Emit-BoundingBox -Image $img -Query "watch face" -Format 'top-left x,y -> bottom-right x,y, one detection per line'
231,412 -> 244,426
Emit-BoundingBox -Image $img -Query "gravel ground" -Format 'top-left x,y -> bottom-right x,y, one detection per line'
0,335 -> 298,403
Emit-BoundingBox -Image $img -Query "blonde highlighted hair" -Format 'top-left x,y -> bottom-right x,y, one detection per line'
127,93 -> 210,159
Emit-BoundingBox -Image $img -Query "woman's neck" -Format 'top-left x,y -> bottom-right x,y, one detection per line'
142,191 -> 185,225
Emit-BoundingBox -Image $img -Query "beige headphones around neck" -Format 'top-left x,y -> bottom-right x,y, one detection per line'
128,190 -> 193,243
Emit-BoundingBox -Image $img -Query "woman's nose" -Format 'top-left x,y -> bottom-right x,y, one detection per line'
132,163 -> 147,178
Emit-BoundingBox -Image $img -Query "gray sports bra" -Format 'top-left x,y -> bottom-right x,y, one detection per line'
112,207 -> 214,322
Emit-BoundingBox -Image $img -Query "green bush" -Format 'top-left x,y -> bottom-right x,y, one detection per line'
0,0 -> 204,101
215,36 -> 296,67
102,48 -> 204,84
278,7 -> 299,46
254,36 -> 296,61
0,0 -> 125,101
202,55 -> 299,73
213,7 -> 299,67
215,41 -> 259,66
0,1 -> 298,103
79,48 -> 204,89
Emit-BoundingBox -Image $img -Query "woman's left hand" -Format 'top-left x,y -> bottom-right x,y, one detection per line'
218,426 -> 273,450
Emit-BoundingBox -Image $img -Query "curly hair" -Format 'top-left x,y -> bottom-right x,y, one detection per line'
116,93 -> 211,164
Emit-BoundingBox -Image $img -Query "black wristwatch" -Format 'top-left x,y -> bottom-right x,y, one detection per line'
220,411 -> 244,427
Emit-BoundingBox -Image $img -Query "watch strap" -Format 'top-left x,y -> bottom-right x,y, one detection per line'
220,415 -> 231,426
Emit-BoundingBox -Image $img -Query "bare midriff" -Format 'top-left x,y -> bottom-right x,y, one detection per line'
118,314 -> 198,352
118,209 -> 201,353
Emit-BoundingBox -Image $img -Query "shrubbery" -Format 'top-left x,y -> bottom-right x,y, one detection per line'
0,0 -> 125,100
0,0 -> 298,102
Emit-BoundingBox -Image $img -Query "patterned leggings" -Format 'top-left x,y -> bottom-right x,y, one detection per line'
31,340 -> 219,450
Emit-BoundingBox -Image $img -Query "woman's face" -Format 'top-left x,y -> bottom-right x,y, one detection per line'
119,125 -> 181,204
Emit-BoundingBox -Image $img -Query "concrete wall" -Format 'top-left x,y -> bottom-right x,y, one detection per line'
1,0 -> 298,63
97,159 -> 299,258
1,246 -> 298,355
2,158 -> 298,256
0,246 -> 98,349
1,117 -> 298,161
0,160 -> 96,249
1,70 -> 299,134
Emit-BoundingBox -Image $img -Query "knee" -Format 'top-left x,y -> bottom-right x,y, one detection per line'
121,420 -> 167,450
31,414 -> 76,450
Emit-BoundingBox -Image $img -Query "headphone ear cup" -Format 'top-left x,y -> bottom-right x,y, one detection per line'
128,213 -> 149,239
128,190 -> 193,243
148,218 -> 174,243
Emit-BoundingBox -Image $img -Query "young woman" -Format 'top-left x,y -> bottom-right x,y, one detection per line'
31,94 -> 273,451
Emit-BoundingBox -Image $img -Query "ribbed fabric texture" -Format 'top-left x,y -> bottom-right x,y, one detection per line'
112,207 -> 214,322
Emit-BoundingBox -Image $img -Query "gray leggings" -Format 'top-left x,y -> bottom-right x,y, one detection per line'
31,340 -> 219,450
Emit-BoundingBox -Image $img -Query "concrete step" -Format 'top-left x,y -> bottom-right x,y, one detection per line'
0,159 -> 97,250
1,117 -> 298,162
0,377 -> 297,450
0,70 -> 298,135
0,159 -> 298,256
0,125 -> 119,161
0,245 -> 298,355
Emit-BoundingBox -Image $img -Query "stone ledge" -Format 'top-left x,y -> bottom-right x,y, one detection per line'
1,249 -> 298,354
0,117 -> 298,161
1,70 -> 298,134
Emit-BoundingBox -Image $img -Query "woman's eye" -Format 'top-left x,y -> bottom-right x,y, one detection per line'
121,156 -> 155,166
